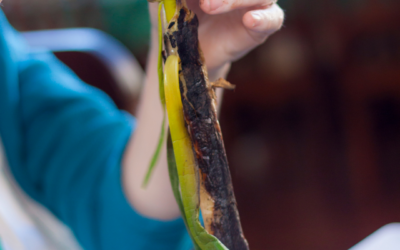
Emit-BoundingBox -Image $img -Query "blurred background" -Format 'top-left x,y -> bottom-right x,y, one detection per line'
3,0 -> 400,249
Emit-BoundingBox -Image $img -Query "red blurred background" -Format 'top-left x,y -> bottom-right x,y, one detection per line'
3,0 -> 400,249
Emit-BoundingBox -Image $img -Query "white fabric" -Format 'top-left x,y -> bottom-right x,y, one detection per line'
350,223 -> 400,250
0,138 -> 82,250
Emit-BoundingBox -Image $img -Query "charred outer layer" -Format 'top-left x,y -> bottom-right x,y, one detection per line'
167,8 -> 249,250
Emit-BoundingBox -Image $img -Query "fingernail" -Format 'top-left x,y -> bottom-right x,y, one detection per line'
252,13 -> 262,27
209,0 -> 223,12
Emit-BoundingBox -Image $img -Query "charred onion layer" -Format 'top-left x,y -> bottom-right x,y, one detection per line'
165,5 -> 249,250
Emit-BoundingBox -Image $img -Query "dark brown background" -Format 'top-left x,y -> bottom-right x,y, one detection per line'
4,0 -> 400,249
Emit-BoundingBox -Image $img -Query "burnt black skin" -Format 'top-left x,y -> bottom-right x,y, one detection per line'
165,8 -> 249,250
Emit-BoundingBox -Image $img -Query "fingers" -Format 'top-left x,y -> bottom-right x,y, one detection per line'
201,0 -> 276,14
242,3 -> 284,43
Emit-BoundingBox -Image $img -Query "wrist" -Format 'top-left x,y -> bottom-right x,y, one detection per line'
145,30 -> 160,80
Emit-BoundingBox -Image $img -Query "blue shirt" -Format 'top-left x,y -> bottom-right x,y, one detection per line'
0,9 -> 191,250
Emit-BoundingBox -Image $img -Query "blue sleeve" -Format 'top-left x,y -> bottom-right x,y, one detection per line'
0,10 -> 192,250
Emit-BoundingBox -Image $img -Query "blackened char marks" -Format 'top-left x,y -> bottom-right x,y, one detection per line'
172,8 -> 249,250
173,13 -> 209,122
169,34 -> 177,48
163,34 -> 169,52
168,21 -> 175,29
177,8 -> 186,31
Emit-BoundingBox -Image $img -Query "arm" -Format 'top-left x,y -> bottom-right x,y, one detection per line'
122,27 -> 230,221
122,0 -> 284,220
0,9 -> 189,249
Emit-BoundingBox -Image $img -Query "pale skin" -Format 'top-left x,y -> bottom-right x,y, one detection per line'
123,0 -> 284,220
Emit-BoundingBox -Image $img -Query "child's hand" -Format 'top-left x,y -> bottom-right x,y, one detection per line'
149,0 -> 284,79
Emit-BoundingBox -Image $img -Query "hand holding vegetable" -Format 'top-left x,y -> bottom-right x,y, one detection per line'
122,0 -> 284,240
139,0 -> 284,248
149,0 -> 284,80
